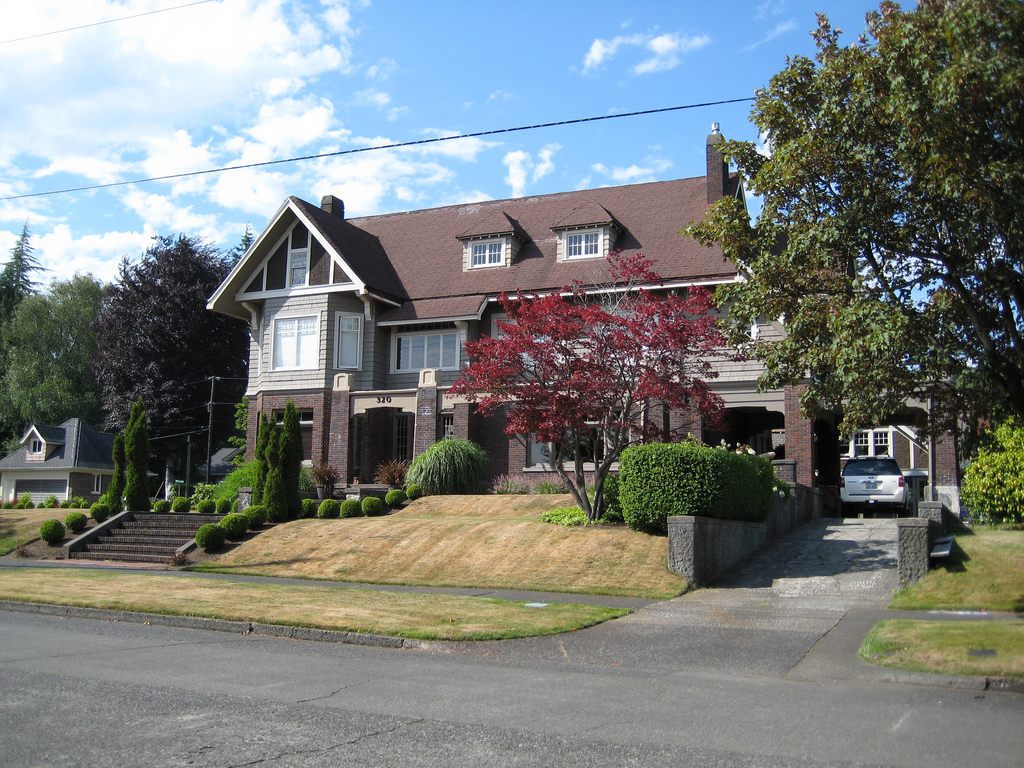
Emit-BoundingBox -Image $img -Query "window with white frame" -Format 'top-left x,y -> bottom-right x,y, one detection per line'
564,229 -> 602,259
843,428 -> 895,458
395,327 -> 459,371
334,313 -> 362,369
873,430 -> 891,456
273,315 -> 319,370
470,239 -> 504,268
93,474 -> 103,494
29,439 -> 43,454
288,223 -> 309,287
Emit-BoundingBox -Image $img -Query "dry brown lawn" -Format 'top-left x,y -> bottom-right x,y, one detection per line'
0,507 -> 92,556
195,495 -> 686,599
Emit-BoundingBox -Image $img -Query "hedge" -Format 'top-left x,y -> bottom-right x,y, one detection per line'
618,442 -> 774,534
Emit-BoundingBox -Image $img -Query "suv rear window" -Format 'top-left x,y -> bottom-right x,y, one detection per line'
843,459 -> 902,476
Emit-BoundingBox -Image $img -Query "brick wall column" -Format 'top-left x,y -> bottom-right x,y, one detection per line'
413,369 -> 439,458
453,403 -> 472,440
245,394 -> 263,461
784,384 -> 816,487
327,374 -> 352,481
669,404 -> 704,443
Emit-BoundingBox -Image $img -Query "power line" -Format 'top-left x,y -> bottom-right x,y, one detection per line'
0,97 -> 755,202
0,0 -> 219,46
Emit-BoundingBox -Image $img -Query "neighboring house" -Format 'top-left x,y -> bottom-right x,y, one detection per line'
207,125 -> 960,507
0,419 -> 115,504
208,446 -> 244,483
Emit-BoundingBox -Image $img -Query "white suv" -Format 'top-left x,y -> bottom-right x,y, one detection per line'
840,458 -> 908,516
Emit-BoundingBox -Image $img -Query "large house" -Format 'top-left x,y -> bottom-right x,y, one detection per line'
0,419 -> 114,504
207,126 -> 960,508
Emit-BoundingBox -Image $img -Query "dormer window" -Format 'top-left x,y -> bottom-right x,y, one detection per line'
471,239 -> 505,268
565,229 -> 602,259
30,439 -> 43,454
552,204 -> 620,262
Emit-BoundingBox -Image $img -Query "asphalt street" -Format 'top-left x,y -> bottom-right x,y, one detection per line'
1,518 -> 1022,767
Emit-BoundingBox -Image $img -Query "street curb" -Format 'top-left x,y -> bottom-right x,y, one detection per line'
0,599 -> 417,650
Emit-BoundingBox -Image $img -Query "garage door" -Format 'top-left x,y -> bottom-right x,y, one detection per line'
14,479 -> 68,505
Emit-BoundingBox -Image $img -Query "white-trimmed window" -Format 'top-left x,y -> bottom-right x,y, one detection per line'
29,439 -> 43,454
565,229 -> 601,259
471,239 -> 504,268
288,223 -> 309,287
93,474 -> 103,494
334,313 -> 362,369
843,428 -> 895,459
395,328 -> 459,371
273,315 -> 319,370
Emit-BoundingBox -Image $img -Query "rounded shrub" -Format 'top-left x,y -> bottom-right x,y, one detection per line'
362,496 -> 385,516
171,496 -> 191,514
153,500 -> 171,514
39,519 -> 65,545
300,497 -> 318,519
220,513 -> 250,540
216,498 -> 233,515
385,488 -> 407,507
962,419 -> 1024,524
44,494 -> 60,508
64,511 -> 88,534
59,500 -> 72,509
405,438 -> 487,495
90,502 -> 111,524
244,504 -> 268,530
316,499 -> 341,519
340,499 -> 363,518
196,499 -> 217,515
194,523 -> 226,552
405,484 -> 423,501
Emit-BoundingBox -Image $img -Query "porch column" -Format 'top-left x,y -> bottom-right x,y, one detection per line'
328,374 -> 352,479
414,369 -> 439,458
784,384 -> 817,487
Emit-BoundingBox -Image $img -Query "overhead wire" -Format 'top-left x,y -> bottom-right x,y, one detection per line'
0,97 -> 755,202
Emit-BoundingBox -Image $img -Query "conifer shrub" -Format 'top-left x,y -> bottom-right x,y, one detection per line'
362,496 -> 385,516
171,496 -> 191,514
196,499 -> 217,515
194,523 -> 226,551
216,498 -> 232,515
44,494 -> 60,508
90,502 -> 111,524
385,489 -> 407,507
317,499 -> 341,519
405,438 -> 487,495
39,519 -> 65,545
64,512 -> 88,534
220,513 -> 250,540
405,484 -> 423,501
243,505 -> 268,529
340,499 -> 363,518
153,500 -> 171,514
300,498 -> 318,519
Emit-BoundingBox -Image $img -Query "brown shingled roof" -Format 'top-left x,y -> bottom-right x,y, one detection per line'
333,175 -> 737,309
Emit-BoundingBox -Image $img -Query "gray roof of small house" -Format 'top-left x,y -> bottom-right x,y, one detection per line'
0,419 -> 115,472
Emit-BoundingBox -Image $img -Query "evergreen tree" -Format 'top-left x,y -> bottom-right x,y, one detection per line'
123,399 -> 151,511
280,401 -> 303,520
262,428 -> 286,523
228,225 -> 254,266
105,433 -> 126,513
0,222 -> 44,324
253,412 -> 270,505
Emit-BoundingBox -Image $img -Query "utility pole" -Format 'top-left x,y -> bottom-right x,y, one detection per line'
205,376 -> 218,484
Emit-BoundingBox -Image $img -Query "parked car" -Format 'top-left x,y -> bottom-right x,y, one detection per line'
840,458 -> 908,516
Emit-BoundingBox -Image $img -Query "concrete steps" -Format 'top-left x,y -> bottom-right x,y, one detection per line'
68,512 -> 223,564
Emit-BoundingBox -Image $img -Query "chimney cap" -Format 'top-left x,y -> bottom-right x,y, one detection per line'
320,194 -> 344,218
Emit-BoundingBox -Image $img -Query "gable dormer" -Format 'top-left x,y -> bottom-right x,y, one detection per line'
551,203 -> 622,262
456,211 -> 528,271
21,425 -> 64,462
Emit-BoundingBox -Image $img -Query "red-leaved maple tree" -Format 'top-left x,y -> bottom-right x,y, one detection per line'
449,252 -> 726,520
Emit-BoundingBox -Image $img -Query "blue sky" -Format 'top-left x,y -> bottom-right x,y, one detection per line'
0,0 -> 881,285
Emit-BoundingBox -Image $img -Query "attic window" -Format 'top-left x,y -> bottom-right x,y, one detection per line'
30,439 -> 43,454
471,239 -> 504,268
288,223 -> 309,287
559,227 -> 606,260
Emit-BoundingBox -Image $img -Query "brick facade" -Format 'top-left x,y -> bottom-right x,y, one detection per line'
784,384 -> 817,487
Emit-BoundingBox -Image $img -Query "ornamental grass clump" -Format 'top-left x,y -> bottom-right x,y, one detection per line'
405,438 -> 487,495
39,519 -> 65,545
340,499 -> 363,518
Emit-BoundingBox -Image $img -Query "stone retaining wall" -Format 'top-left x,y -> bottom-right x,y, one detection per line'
667,484 -> 826,585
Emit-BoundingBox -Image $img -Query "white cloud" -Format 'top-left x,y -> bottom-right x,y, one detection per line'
742,20 -> 799,51
365,58 -> 399,80
119,189 -> 223,242
582,30 -> 709,75
757,0 -> 787,22
354,89 -> 392,109
591,157 -> 671,184
35,224 -> 155,285
502,145 -> 561,198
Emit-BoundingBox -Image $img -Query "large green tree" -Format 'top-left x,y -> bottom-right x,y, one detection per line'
1,274 -> 105,430
0,222 -> 44,324
687,0 -> 1024,438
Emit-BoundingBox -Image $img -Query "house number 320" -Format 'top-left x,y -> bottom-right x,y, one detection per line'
376,396 -> 392,404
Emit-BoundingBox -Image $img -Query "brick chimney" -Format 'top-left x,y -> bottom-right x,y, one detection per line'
321,195 -> 344,218
706,123 -> 729,204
